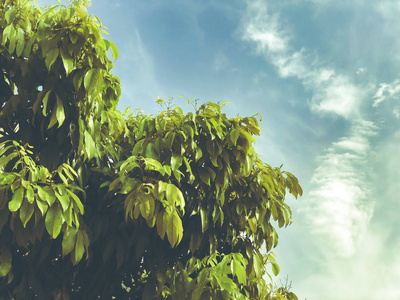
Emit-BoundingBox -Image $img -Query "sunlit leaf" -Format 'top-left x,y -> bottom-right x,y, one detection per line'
9,187 -> 24,212
84,68 -> 100,95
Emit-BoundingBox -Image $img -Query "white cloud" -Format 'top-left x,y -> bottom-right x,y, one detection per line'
309,73 -> 363,118
373,79 -> 400,107
243,2 -> 290,54
242,0 -> 376,262
305,129 -> 374,257
240,2 -> 400,299
356,67 -> 367,74
242,1 -> 364,119
377,1 -> 400,21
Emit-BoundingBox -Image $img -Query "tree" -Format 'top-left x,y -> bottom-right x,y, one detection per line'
0,1 -> 303,299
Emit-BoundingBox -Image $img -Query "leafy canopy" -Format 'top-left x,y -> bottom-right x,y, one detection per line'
0,1 -> 302,299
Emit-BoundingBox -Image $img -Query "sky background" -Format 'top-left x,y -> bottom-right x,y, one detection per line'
39,1 -> 400,299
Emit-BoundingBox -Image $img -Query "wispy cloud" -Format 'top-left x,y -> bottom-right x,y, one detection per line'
242,0 -> 375,254
242,2 -> 365,120
240,2 -> 400,299
305,122 -> 376,257
373,80 -> 400,107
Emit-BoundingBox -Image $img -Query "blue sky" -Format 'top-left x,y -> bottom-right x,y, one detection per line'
39,1 -> 400,299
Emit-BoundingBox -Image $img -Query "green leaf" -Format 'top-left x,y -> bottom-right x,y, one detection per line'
156,211 -> 166,240
55,95 -> 65,128
19,198 -> 34,227
200,208 -> 208,233
171,155 -> 183,172
65,189 -> 84,215
109,40 -> 118,60
230,128 -> 240,146
167,211 -> 183,248
199,168 -> 210,186
248,217 -> 257,233
60,47 -> 74,76
45,204 -> 63,239
48,104 -> 58,129
55,186 -> 71,212
163,208 -> 172,240
45,48 -> 59,71
165,183 -> 185,211
16,29 -> 25,57
84,130 -> 98,160
69,31 -> 79,44
271,202 -> 278,221
26,185 -> 34,204
232,259 -> 246,285
139,194 -> 151,220
36,200 -> 49,216
62,226 -> 78,258
0,246 -> 12,277
9,187 -> 24,212
165,183 -> 175,206
1,24 -> 12,45
84,68 -> 100,95
145,143 -> 157,159
5,8 -> 17,24
72,69 -> 84,91
271,260 -> 280,276
8,28 -> 17,53
42,90 -> 52,117
23,36 -> 34,57
144,158 -> 165,175
37,186 -> 56,206
252,254 -> 264,278
74,230 -> 85,263
63,202 -> 73,227
164,132 -> 175,150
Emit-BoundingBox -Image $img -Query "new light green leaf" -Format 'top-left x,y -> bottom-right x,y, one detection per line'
84,68 -> 100,95
26,185 -> 34,204
271,261 -> 280,276
84,130 -> 98,160
232,259 -> 246,285
5,8 -> 17,24
109,40 -> 118,60
9,187 -> 24,212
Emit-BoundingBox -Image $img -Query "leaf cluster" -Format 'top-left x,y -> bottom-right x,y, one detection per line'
0,1 -> 303,299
